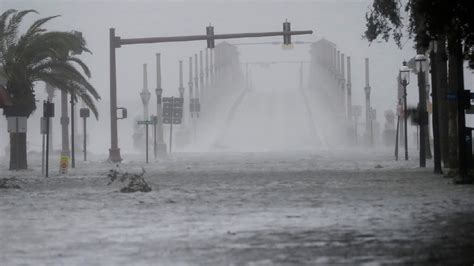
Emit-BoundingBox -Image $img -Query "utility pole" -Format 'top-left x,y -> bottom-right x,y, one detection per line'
364,58 -> 373,146
60,90 -> 70,173
155,53 -> 167,155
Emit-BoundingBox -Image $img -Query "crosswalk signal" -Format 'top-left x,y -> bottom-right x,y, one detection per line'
283,21 -> 291,45
206,25 -> 215,49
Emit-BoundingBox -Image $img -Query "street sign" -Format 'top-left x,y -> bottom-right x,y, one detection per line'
352,105 -> 362,117
137,120 -> 155,125
162,96 -> 183,125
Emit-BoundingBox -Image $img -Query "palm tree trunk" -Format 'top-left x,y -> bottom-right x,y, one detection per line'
9,132 -> 28,170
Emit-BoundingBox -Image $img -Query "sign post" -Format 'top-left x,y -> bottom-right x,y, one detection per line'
43,101 -> 54,177
137,120 -> 155,163
80,108 -> 90,161
163,96 -> 183,153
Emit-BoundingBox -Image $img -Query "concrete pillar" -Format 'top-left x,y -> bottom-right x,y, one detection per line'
155,53 -> 167,154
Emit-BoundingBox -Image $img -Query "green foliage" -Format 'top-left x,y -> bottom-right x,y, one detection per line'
364,0 -> 474,68
0,9 -> 100,117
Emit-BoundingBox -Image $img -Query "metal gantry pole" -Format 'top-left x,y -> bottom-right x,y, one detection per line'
108,28 -> 121,162
205,48 -> 210,89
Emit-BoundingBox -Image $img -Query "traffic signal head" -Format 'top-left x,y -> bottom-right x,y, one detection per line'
283,21 -> 291,45
206,25 -> 215,49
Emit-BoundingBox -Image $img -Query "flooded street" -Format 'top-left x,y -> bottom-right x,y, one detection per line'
2,150 -> 474,265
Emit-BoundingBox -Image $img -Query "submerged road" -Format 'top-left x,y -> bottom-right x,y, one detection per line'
215,85 -> 321,151
1,150 -> 474,265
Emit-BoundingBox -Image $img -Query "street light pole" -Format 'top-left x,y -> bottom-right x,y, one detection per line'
400,61 -> 410,161
108,28 -> 121,162
199,51 -> 204,101
416,54 -> 427,168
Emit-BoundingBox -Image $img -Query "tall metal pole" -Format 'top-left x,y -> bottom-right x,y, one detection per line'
210,48 -> 214,82
83,116 -> 87,161
418,68 -> 427,168
346,56 -> 352,119
199,51 -> 204,100
403,81 -> 409,160
155,53 -> 167,154
205,48 -> 210,89
108,28 -> 121,162
364,58 -> 372,146
340,53 -> 345,116
194,54 -> 199,99
179,60 -> 184,98
45,83 -> 55,152
70,94 -> 75,168
189,56 -> 194,117
299,61 -> 303,90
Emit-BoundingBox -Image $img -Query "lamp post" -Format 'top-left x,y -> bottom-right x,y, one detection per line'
415,54 -> 428,168
399,61 -> 410,161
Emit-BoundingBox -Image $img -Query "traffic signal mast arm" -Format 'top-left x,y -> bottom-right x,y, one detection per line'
114,30 -> 313,47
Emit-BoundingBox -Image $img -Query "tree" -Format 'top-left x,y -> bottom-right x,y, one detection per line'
0,9 -> 100,170
364,0 -> 473,67
364,0 -> 473,179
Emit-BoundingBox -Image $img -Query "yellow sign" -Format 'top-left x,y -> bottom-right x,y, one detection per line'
59,155 -> 69,174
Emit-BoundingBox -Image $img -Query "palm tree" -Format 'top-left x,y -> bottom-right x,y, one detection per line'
0,9 -> 100,170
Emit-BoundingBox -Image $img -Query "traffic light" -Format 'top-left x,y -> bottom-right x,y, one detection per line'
283,21 -> 291,45
206,25 -> 215,49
